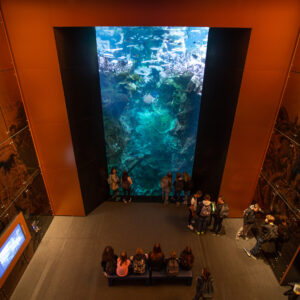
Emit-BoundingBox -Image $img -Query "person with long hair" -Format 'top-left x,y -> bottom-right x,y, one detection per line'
149,243 -> 165,271
101,246 -> 118,275
183,172 -> 193,205
179,246 -> 194,270
121,171 -> 133,203
193,267 -> 214,300
107,167 -> 120,201
116,251 -> 131,277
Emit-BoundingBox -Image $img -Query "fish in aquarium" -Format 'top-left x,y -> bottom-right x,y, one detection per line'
96,26 -> 209,196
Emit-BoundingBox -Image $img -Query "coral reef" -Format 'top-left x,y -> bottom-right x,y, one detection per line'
96,27 -> 209,195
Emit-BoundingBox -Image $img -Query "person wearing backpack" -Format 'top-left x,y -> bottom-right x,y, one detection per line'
236,203 -> 261,240
107,167 -> 120,201
179,246 -> 194,270
174,173 -> 184,206
166,251 -> 179,277
101,246 -> 118,276
121,171 -> 132,204
131,248 -> 148,275
196,194 -> 212,235
212,196 -> 229,235
193,267 -> 214,300
116,251 -> 131,277
183,172 -> 193,205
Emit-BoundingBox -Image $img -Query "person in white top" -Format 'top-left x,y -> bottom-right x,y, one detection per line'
188,192 -> 201,230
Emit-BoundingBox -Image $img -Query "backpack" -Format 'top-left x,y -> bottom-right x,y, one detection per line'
202,276 -> 214,298
105,260 -> 116,275
166,258 -> 179,276
220,203 -> 229,218
133,256 -> 146,274
200,204 -> 211,217
122,179 -> 131,190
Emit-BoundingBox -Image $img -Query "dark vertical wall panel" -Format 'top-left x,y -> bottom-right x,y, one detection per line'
54,27 -> 109,214
193,28 -> 251,201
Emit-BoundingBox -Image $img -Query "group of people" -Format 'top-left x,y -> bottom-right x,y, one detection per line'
236,203 -> 287,260
107,167 -> 133,203
160,172 -> 193,206
101,244 -> 214,299
188,192 -> 229,236
101,244 -> 194,277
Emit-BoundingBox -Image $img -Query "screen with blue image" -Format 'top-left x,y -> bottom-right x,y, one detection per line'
0,224 -> 25,278
96,27 -> 209,195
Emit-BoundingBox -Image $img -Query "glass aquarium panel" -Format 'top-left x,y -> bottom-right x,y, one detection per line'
96,26 -> 209,196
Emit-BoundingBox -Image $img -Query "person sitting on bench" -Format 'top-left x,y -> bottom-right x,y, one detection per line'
166,251 -> 179,276
116,251 -> 131,277
149,243 -> 165,271
131,248 -> 148,275
179,246 -> 194,270
101,246 -> 118,276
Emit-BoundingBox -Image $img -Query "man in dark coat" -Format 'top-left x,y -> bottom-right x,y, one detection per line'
244,214 -> 278,259
212,196 -> 229,235
236,203 -> 260,240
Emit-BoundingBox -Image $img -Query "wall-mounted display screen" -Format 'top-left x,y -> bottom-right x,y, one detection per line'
96,26 -> 209,195
0,213 -> 31,288
0,224 -> 25,279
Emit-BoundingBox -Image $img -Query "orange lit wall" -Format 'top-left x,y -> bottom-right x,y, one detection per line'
1,0 -> 299,216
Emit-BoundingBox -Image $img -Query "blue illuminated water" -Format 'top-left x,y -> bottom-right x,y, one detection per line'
0,224 -> 25,278
96,27 -> 209,196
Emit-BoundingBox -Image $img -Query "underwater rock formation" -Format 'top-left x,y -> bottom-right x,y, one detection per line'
96,26 -> 209,195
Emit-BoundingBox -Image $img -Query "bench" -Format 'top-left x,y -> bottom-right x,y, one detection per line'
107,270 -> 150,286
151,269 -> 193,286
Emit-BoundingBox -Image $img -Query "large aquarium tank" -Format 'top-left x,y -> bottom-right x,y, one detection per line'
96,26 -> 209,196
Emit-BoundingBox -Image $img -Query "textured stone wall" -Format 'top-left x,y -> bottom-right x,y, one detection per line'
0,11 -> 52,299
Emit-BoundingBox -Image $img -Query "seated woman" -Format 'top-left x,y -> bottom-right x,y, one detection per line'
179,246 -> 194,270
166,251 -> 179,276
149,243 -> 165,271
116,251 -> 131,277
101,246 -> 118,275
132,248 -> 148,274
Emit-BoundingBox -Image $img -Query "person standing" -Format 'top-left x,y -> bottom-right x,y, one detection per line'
183,172 -> 193,205
196,194 -> 212,235
121,171 -> 132,203
244,215 -> 278,259
188,192 -> 199,230
107,167 -> 120,201
236,203 -> 260,240
174,173 -> 184,206
193,268 -> 214,300
161,172 -> 172,206
212,196 -> 229,235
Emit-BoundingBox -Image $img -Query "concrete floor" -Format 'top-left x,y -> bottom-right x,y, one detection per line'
11,202 -> 287,300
